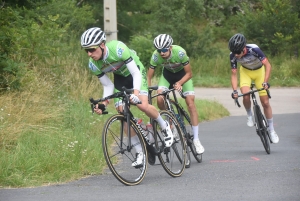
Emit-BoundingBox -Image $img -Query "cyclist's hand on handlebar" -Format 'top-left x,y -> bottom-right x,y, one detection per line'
262,82 -> 270,90
173,82 -> 182,91
130,94 -> 141,104
231,90 -> 238,99
94,104 -> 106,115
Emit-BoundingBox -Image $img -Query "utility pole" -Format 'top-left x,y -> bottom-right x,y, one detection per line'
103,0 -> 118,41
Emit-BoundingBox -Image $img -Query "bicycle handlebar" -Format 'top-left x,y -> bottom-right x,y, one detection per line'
234,88 -> 271,108
151,87 -> 186,99
89,86 -> 141,115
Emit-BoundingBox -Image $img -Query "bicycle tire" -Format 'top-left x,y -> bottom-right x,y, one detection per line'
169,101 -> 192,167
254,105 -> 270,154
184,140 -> 191,168
170,100 -> 202,163
102,114 -> 148,186
154,110 -> 186,177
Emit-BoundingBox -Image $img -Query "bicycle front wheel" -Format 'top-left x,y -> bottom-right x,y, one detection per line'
102,114 -> 148,186
254,105 -> 270,154
154,110 -> 186,177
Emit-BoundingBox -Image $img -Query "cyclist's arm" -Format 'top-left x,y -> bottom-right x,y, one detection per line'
148,51 -> 159,86
147,67 -> 155,86
231,68 -> 238,91
126,59 -> 141,96
262,58 -> 271,83
177,63 -> 192,86
98,74 -> 114,105
229,53 -> 238,91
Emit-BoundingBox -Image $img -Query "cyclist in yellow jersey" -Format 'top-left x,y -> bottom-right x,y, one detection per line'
147,34 -> 205,154
81,27 -> 175,167
229,33 -> 279,143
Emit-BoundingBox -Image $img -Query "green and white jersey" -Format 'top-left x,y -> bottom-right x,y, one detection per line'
88,40 -> 142,77
149,45 -> 190,73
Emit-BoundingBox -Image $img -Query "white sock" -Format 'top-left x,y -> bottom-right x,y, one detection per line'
192,125 -> 199,140
131,135 -> 142,153
267,118 -> 274,132
246,108 -> 252,117
155,115 -> 167,130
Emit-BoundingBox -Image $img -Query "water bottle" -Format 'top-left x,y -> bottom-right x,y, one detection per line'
175,114 -> 184,130
136,118 -> 149,143
146,122 -> 155,144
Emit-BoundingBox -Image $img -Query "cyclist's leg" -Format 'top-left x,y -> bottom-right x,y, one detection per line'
182,80 -> 204,154
239,66 -> 254,126
253,66 -> 272,118
157,75 -> 170,110
136,67 -> 167,128
157,68 -> 184,110
239,66 -> 252,109
182,80 -> 197,126
136,65 -> 174,147
255,67 -> 279,143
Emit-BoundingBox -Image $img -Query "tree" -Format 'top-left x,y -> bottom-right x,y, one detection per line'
237,0 -> 299,56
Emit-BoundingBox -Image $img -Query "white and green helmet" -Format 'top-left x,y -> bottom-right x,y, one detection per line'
153,34 -> 173,49
81,27 -> 106,48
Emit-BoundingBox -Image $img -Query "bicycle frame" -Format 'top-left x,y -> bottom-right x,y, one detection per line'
171,90 -> 192,134
90,87 -> 141,152
151,88 -> 188,131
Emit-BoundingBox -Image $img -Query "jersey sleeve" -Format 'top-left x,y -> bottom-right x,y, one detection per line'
149,51 -> 160,69
251,47 -> 266,61
177,49 -> 189,66
229,53 -> 237,69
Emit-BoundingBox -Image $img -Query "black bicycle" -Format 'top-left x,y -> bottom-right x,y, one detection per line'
89,86 -> 185,186
151,87 -> 202,167
234,83 -> 272,154
147,86 -> 186,177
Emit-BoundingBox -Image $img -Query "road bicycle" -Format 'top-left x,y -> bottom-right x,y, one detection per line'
147,86 -> 186,173
89,86 -> 186,186
151,87 -> 203,167
234,83 -> 272,154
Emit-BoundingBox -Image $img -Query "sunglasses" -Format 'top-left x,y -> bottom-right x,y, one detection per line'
157,48 -> 169,53
84,46 -> 99,53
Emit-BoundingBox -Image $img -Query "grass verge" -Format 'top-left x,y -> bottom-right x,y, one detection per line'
0,90 -> 228,188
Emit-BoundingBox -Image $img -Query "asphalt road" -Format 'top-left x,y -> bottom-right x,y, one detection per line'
1,88 -> 300,201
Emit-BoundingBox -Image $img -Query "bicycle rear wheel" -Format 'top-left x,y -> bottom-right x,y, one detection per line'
254,105 -> 270,154
154,110 -> 186,177
102,114 -> 148,186
171,100 -> 202,163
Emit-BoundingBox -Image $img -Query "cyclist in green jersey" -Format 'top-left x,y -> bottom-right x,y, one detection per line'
147,34 -> 204,154
81,27 -> 174,167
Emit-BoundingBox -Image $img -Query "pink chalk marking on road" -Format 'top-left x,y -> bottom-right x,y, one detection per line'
251,156 -> 260,161
210,157 -> 260,163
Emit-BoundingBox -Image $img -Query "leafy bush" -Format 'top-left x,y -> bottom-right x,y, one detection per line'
238,0 -> 300,56
0,0 -> 96,92
128,34 -> 154,68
